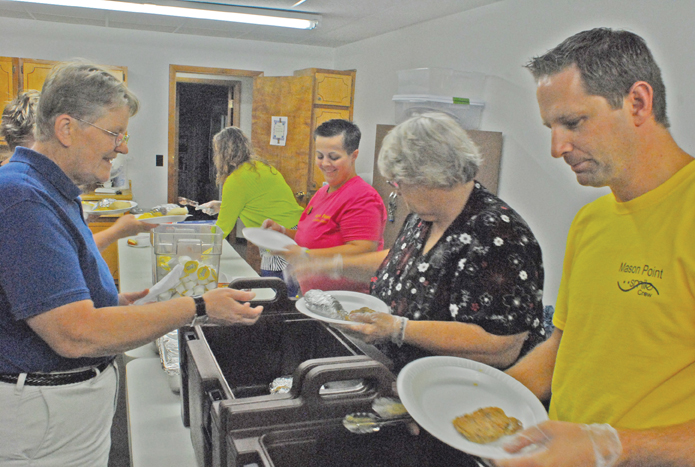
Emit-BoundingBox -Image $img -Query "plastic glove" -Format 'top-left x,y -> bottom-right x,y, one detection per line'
286,253 -> 343,280
196,200 -> 221,216
261,218 -> 286,234
334,311 -> 407,345
495,421 -> 622,467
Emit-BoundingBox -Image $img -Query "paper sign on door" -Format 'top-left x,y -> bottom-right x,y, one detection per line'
270,116 -> 288,146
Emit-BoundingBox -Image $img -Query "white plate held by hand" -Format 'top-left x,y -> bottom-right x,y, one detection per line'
397,356 -> 548,460
295,291 -> 390,325
242,227 -> 297,252
134,214 -> 191,224
82,200 -> 137,215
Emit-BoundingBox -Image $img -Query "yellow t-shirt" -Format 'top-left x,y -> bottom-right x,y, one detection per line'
550,160 -> 695,430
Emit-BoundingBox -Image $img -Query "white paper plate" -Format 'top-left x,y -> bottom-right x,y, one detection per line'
242,227 -> 297,252
134,214 -> 191,224
125,233 -> 150,248
397,356 -> 548,460
82,200 -> 137,215
295,291 -> 390,325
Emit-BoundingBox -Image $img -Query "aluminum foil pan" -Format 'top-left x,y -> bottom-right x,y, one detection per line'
156,330 -> 181,393
269,375 -> 293,394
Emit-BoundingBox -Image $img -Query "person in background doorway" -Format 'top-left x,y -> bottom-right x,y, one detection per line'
0,89 -> 155,251
198,126 -> 304,296
499,28 -> 695,467
262,119 -> 387,294
0,61 -> 263,467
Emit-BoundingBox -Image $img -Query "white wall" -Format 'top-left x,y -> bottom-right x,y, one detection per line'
335,0 -> 695,305
4,1 -> 694,305
0,17 -> 334,208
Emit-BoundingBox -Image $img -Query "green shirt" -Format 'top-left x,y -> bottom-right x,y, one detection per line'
216,161 -> 304,238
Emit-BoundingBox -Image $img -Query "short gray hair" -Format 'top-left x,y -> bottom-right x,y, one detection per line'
35,60 -> 139,142
525,28 -> 669,127
378,112 -> 481,188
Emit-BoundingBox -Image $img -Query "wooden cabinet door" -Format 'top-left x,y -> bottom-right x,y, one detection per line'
251,76 -> 314,204
308,107 -> 350,192
314,72 -> 352,106
0,57 -> 17,109
0,57 -> 18,146
21,59 -> 126,93
21,59 -> 55,92
88,220 -> 120,287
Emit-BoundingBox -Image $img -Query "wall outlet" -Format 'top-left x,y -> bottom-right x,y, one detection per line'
156,154 -> 163,167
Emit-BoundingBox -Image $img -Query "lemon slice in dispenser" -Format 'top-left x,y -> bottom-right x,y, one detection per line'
157,255 -> 172,271
197,266 -> 211,281
183,260 -> 199,275
200,247 -> 214,262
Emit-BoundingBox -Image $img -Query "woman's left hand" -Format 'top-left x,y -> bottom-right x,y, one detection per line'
334,311 -> 401,344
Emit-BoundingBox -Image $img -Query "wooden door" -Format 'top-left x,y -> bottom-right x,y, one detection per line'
372,124 -> 504,248
251,76 -> 314,204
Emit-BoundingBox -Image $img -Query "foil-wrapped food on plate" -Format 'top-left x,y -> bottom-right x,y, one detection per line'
156,330 -> 181,393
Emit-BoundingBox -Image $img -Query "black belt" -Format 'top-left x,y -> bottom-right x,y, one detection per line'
0,360 -> 112,387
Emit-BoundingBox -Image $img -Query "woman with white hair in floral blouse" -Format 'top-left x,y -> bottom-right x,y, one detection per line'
294,112 -> 546,373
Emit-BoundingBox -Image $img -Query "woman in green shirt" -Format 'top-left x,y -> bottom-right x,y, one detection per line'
202,127 -> 303,295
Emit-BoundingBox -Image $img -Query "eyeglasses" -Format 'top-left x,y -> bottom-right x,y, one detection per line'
72,116 -> 129,147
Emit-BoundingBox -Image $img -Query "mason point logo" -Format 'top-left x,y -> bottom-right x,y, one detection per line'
617,262 -> 662,297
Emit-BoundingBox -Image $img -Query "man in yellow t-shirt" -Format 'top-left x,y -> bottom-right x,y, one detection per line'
500,28 -> 695,467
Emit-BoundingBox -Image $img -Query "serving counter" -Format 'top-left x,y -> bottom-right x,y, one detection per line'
118,236 -> 261,467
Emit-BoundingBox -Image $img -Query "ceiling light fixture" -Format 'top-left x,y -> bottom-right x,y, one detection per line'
7,0 -> 320,29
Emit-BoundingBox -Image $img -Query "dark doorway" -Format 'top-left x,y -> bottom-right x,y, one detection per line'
177,82 -> 230,220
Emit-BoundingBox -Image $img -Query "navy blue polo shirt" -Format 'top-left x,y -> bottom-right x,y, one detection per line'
0,148 -> 118,373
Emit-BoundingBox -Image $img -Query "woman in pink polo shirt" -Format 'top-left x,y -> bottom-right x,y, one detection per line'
263,119 -> 386,294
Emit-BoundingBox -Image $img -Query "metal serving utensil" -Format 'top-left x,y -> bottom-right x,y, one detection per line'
178,196 -> 199,207
371,396 -> 408,418
342,412 -> 413,434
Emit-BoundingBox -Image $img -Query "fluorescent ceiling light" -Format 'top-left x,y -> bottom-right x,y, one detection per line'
7,0 -> 320,29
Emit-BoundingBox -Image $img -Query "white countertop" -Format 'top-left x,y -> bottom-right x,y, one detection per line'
125,358 -> 197,467
118,235 -> 262,467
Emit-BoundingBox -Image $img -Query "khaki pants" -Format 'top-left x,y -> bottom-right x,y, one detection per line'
0,363 -> 118,467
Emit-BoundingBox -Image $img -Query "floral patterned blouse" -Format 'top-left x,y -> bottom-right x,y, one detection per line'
370,182 -> 546,372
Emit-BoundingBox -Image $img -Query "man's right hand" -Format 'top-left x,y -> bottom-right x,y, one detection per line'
202,288 -> 263,325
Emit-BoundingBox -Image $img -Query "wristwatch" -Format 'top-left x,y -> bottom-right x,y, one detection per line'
190,295 -> 209,326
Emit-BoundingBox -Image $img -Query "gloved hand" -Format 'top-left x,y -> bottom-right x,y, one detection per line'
284,253 -> 343,279
196,200 -> 221,216
335,311 -> 408,346
261,218 -> 286,234
495,421 -> 622,467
